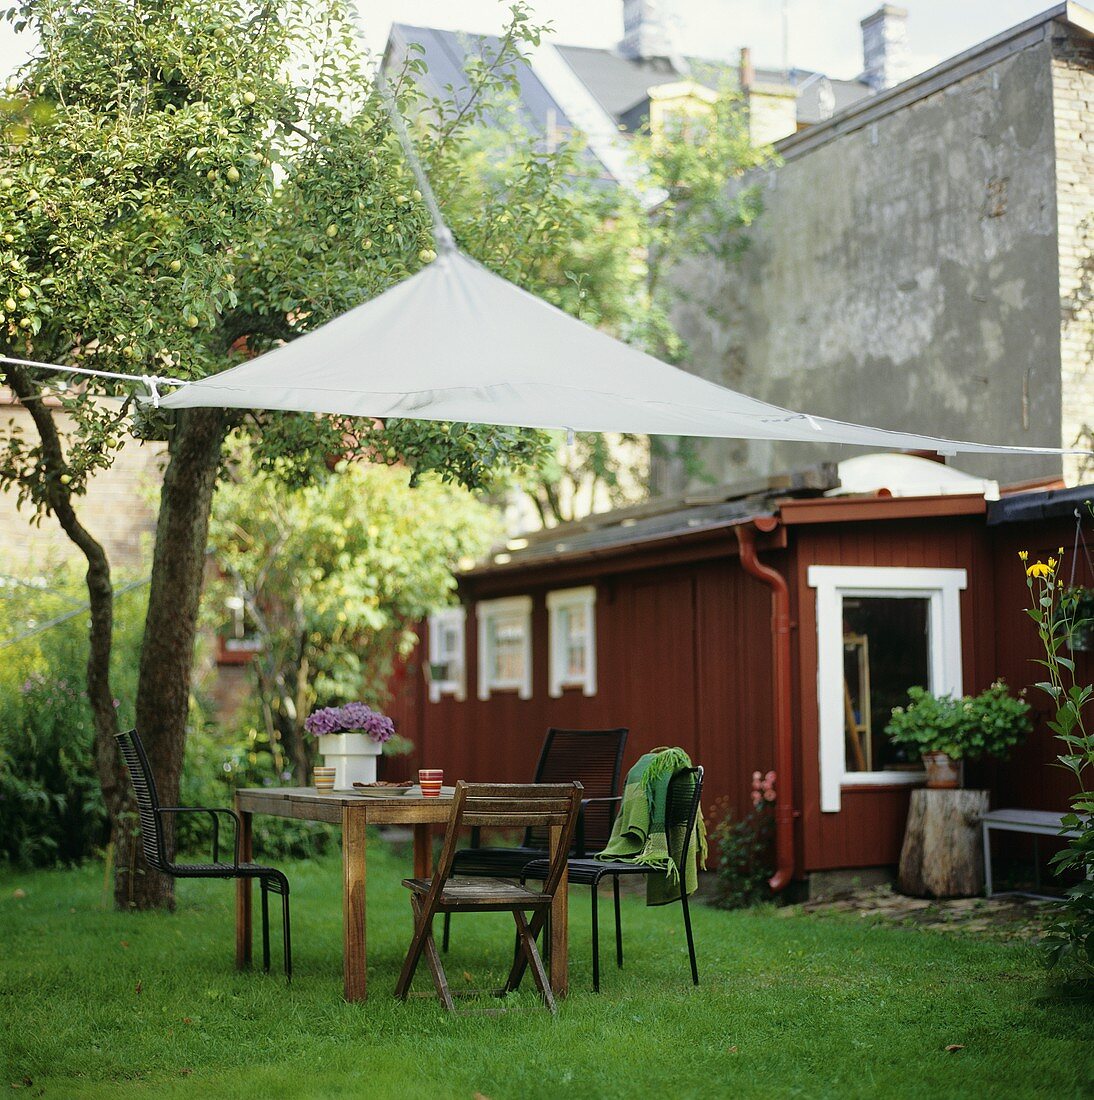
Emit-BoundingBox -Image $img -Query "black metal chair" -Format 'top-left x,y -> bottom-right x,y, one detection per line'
524,765 -> 704,992
441,727 -> 628,953
115,729 -> 292,979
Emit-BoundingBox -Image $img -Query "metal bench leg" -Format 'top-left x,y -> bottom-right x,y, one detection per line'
591,881 -> 600,993
681,891 -> 698,986
613,875 -> 623,968
260,880 -> 271,973
983,822 -> 993,897
281,891 -> 292,982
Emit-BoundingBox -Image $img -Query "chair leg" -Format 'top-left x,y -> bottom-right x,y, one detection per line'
613,875 -> 623,969
591,882 -> 600,993
681,892 -> 698,986
260,880 -> 271,973
396,894 -> 445,1005
281,891 -> 292,982
513,910 -> 556,1014
442,911 -> 451,953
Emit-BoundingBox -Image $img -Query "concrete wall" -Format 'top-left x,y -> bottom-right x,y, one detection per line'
0,396 -> 164,575
673,26 -> 1085,488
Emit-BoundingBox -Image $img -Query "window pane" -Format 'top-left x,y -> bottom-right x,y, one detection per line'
842,597 -> 930,772
492,618 -> 525,682
559,606 -> 587,680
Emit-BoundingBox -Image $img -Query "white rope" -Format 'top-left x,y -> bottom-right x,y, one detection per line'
0,354 -> 186,405
350,5 -> 456,254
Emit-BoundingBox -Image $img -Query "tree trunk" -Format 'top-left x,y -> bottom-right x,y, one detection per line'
131,407 -> 228,910
3,368 -> 131,899
899,788 -> 990,898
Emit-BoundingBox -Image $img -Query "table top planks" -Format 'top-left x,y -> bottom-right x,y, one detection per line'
235,787 -> 455,825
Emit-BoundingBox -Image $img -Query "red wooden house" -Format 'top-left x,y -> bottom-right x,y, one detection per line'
387,459 -> 1092,895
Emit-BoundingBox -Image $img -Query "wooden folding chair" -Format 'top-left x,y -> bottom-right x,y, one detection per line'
394,781 -> 582,1014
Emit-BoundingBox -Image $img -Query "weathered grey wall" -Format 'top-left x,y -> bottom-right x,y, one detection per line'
673,30 -> 1075,488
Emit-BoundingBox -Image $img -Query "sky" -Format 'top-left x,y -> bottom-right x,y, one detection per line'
0,1 -> 1062,83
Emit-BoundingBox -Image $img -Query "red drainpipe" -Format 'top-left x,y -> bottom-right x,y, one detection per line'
735,520 -> 796,893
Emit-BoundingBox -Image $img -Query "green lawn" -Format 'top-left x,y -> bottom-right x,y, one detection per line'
2,839 -> 1091,1099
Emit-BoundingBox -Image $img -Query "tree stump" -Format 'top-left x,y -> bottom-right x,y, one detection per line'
898,789 -> 989,898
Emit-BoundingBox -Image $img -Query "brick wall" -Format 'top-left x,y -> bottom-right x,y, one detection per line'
0,396 -> 164,574
1052,20 -> 1094,483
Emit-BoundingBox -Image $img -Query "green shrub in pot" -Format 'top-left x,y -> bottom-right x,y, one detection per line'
885,681 -> 1032,765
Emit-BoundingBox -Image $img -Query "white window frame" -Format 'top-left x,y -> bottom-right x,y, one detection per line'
546,586 -> 597,698
808,565 -> 967,813
477,596 -> 533,700
426,607 -> 466,703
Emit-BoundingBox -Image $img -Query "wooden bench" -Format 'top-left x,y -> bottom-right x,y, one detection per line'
981,808 -> 1082,898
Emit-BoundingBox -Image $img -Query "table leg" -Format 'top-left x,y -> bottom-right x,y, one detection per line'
342,806 -> 368,1002
413,823 -> 433,879
235,800 -> 252,969
548,822 -> 569,998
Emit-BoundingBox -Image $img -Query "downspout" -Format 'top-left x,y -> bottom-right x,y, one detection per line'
735,521 -> 796,893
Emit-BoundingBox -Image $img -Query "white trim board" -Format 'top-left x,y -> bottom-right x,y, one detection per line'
808,565 -> 967,813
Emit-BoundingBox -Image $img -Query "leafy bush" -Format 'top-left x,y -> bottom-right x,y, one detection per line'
884,682 -> 1031,761
0,569 -> 143,867
710,771 -> 775,910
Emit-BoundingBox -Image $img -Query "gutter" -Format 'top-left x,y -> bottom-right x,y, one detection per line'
735,521 -> 796,893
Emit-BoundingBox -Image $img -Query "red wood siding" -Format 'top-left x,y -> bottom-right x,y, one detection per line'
388,556 -> 777,826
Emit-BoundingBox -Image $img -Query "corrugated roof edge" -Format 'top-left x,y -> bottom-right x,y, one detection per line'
773,2 -> 1093,161
987,483 -> 1094,525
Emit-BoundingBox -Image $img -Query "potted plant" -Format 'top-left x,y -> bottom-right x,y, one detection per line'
305,702 -> 395,789
884,681 -> 1032,788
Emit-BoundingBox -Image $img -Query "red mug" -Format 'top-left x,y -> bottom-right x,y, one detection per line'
418,769 -> 443,797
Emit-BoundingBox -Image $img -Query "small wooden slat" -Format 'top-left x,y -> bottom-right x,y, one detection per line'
234,799 -> 253,969
342,806 -> 368,1002
461,812 -> 574,828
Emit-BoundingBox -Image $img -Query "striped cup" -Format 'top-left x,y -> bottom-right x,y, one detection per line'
313,766 -> 336,790
418,769 -> 444,797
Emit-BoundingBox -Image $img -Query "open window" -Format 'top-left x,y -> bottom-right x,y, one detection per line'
426,607 -> 466,702
477,596 -> 533,700
808,566 -> 967,812
547,586 -> 597,697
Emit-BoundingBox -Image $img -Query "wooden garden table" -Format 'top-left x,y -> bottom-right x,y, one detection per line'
233,787 -> 570,1002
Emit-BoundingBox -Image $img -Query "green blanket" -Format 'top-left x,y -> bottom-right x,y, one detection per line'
596,747 -> 707,906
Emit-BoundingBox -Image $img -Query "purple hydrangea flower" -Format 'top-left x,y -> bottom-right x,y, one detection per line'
304,706 -> 344,736
305,702 -> 395,743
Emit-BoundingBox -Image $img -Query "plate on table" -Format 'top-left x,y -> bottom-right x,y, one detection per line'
345,783 -> 456,798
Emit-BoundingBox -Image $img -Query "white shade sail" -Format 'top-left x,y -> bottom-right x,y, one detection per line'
161,249 -> 1070,458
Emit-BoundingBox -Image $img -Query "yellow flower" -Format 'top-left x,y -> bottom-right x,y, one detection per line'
1026,562 -> 1053,578
1048,556 -> 1058,569
1018,550 -> 1029,562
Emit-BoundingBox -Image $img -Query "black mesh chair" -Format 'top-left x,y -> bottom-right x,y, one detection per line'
441,727 -> 628,953
524,765 -> 704,992
115,729 -> 292,978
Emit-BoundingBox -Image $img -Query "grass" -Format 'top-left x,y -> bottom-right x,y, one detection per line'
1,838 -> 1092,1099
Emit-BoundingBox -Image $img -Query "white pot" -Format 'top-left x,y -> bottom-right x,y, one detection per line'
317,732 -> 383,788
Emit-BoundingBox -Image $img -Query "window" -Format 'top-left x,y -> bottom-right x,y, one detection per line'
808,566 -> 967,813
477,596 -> 533,700
547,586 -> 597,697
426,608 -> 466,703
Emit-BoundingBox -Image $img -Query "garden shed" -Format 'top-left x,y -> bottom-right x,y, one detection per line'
386,458 -> 1093,892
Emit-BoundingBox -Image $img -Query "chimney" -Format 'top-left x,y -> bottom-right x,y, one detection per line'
860,5 -> 909,92
619,0 -> 684,65
739,46 -> 754,92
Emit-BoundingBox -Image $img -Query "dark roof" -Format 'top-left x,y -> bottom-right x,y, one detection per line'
387,24 -> 873,150
987,484 -> 1094,525
462,465 -> 838,577
388,24 -> 575,136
